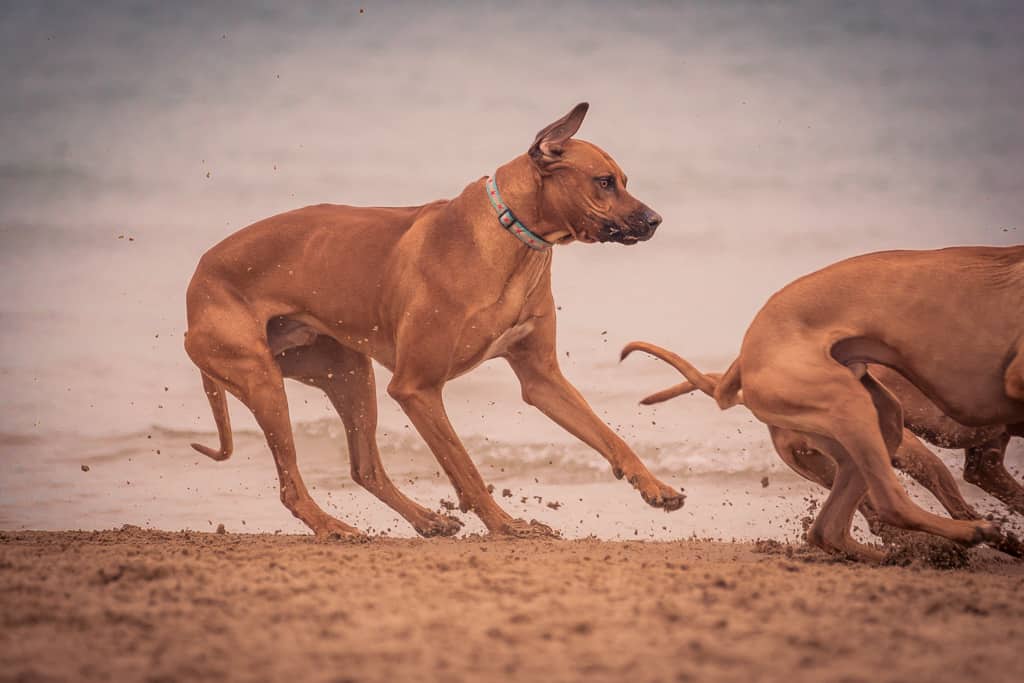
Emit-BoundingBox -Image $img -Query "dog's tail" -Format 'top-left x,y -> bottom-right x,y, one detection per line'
712,358 -> 743,410
190,372 -> 233,461
639,380 -> 703,405
620,341 -> 724,404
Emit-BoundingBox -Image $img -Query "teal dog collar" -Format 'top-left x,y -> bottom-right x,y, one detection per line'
485,174 -> 551,251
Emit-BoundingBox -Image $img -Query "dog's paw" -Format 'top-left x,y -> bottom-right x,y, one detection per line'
312,518 -> 369,543
822,540 -> 887,564
494,518 -> 561,539
970,519 -> 1003,546
415,513 -> 464,538
634,478 -> 686,512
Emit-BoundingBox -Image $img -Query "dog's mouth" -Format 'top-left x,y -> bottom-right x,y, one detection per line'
597,220 -> 656,245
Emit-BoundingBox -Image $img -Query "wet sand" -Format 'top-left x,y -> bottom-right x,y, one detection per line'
2,528 -> 1022,683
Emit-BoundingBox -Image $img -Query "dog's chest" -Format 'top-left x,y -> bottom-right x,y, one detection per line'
482,319 -> 536,359
449,257 -> 550,374
448,315 -> 537,379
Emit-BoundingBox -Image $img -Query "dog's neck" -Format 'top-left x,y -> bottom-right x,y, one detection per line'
489,155 -> 576,245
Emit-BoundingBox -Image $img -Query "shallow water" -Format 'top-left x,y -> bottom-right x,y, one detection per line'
2,416 -> 1019,541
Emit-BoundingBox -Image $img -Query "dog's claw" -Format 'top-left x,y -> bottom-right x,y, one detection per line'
659,491 -> 687,512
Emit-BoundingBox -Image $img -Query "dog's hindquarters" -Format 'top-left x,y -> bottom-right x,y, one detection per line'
184,272 -> 366,539
739,331 -> 999,548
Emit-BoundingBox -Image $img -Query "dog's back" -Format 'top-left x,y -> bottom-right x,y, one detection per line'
742,245 -> 1024,425
191,203 -> 431,281
185,202 -> 446,324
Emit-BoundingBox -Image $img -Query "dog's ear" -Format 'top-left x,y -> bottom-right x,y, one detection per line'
529,102 -> 589,167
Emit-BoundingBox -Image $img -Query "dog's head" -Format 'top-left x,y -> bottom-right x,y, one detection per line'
528,103 -> 662,245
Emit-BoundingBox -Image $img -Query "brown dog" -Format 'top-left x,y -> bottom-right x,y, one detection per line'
621,343 -> 1023,559
621,246 -> 1024,561
184,103 -> 684,540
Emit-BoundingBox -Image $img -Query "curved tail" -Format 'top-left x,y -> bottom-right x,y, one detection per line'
639,380 -> 704,405
191,372 -> 233,461
620,341 -> 725,404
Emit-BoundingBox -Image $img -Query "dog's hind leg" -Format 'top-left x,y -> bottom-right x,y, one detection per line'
771,423 -> 1023,557
743,355 -> 999,547
892,430 -> 979,520
801,434 -> 885,563
768,425 -> 894,540
276,337 -> 464,537
963,431 -> 1024,515
186,311 -> 364,540
767,427 -> 881,561
768,426 -> 836,489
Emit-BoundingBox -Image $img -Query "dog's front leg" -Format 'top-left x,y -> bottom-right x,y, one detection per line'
505,322 -> 685,511
387,335 -> 556,537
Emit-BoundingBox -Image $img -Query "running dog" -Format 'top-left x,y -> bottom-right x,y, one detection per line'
185,103 -> 684,540
622,342 -> 1022,559
621,246 -> 1024,561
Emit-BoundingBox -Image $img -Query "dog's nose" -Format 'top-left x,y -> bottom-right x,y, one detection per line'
644,210 -> 663,229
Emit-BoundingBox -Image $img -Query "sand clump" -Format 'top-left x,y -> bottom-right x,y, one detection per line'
879,529 -> 972,570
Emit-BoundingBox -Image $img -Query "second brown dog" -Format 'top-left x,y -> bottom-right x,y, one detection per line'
622,342 -> 1023,559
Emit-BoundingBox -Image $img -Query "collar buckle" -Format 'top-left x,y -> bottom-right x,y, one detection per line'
485,174 -> 552,251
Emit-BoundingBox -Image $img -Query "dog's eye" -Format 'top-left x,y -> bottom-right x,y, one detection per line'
596,176 -> 615,190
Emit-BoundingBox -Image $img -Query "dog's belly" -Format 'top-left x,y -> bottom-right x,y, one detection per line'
266,314 -> 537,379
265,314 -> 398,368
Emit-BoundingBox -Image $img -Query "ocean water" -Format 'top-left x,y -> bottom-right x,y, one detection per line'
1,1 -> 1022,536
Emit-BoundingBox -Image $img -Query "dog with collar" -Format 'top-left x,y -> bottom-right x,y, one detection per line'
185,103 -> 683,539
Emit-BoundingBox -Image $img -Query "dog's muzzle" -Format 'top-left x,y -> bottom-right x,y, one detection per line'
599,209 -> 662,245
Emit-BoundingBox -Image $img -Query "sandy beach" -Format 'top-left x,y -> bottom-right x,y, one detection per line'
2,527 -> 1022,683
